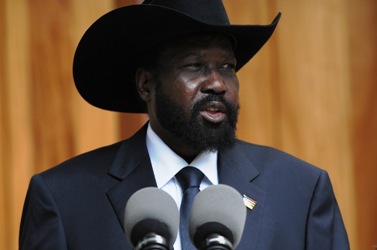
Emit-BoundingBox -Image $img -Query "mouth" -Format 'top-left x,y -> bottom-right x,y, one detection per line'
199,101 -> 226,123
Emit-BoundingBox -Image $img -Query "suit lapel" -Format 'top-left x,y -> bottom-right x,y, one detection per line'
218,142 -> 265,249
106,124 -> 157,231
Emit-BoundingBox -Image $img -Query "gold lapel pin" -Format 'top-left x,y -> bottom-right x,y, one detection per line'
243,194 -> 257,211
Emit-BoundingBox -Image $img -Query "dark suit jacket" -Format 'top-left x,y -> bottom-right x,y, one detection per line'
19,125 -> 349,249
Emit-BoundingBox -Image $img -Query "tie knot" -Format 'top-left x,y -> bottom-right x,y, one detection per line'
176,166 -> 204,191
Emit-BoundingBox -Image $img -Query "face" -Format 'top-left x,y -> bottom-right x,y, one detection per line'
137,33 -> 239,155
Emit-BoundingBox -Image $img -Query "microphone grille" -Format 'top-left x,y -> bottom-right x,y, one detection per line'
189,184 -> 247,248
124,187 -> 179,248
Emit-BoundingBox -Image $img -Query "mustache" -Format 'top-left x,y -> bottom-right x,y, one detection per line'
192,95 -> 238,116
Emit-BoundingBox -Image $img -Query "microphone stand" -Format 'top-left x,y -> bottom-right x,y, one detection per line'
135,233 -> 170,250
198,234 -> 233,250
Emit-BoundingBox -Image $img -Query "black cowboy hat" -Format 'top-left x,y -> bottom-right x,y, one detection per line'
73,0 -> 281,113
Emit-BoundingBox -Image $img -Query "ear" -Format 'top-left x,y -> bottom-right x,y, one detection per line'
135,68 -> 153,102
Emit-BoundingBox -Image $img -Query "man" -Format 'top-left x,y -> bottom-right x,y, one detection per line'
19,0 -> 350,249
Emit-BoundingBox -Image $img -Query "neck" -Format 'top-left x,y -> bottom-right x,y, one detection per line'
162,137 -> 200,164
149,121 -> 201,163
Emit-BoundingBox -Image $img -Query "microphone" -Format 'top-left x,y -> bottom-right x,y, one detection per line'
124,187 -> 179,250
189,184 -> 247,250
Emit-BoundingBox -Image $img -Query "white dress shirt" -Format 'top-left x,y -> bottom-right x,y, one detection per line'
146,124 -> 219,250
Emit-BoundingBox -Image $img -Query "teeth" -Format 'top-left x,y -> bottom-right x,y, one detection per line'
207,107 -> 218,112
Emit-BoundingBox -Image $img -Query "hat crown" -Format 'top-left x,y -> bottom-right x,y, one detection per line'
144,0 -> 230,25
74,1 -> 280,113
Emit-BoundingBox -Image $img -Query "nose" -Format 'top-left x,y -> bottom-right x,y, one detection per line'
200,69 -> 226,95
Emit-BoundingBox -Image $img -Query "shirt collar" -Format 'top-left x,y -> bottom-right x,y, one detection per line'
146,124 -> 218,188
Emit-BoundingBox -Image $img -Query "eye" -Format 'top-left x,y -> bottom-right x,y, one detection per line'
181,63 -> 203,72
220,63 -> 236,72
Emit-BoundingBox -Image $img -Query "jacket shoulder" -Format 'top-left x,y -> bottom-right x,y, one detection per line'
41,140 -> 124,177
233,139 -> 323,178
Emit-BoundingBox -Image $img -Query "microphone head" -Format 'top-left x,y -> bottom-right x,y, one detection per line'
189,184 -> 247,248
124,187 -> 179,248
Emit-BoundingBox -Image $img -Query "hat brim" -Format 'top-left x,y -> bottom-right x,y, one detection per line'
73,5 -> 281,113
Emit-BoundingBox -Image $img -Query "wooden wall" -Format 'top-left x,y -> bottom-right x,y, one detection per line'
1,0 -> 376,249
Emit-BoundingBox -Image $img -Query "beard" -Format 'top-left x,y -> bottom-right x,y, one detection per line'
154,84 -> 239,153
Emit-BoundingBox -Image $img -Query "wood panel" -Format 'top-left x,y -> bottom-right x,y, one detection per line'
1,1 -> 33,248
348,1 -> 377,249
1,0 -> 116,249
0,0 -> 7,248
0,0 -> 6,249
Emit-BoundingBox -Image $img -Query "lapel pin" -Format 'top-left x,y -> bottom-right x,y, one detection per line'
243,194 -> 257,211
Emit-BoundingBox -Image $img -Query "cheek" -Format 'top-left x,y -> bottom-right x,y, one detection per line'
178,89 -> 197,113
154,85 -> 192,119
171,78 -> 200,107
226,79 -> 240,103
